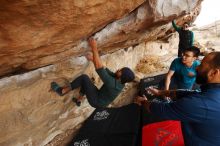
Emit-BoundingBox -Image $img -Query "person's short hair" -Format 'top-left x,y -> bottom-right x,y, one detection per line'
183,22 -> 192,27
120,67 -> 135,84
184,46 -> 200,57
210,52 -> 220,68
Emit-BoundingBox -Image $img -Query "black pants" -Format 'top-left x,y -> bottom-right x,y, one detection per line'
70,74 -> 100,108
178,47 -> 183,57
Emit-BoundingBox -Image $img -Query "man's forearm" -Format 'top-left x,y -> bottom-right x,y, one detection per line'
92,48 -> 103,69
161,90 -> 177,98
88,38 -> 103,69
165,77 -> 171,90
172,20 -> 180,31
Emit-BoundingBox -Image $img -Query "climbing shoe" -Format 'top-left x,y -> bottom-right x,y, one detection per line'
72,97 -> 81,107
50,82 -> 64,96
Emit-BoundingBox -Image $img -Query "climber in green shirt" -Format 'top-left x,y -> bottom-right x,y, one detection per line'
51,38 -> 135,108
172,20 -> 194,57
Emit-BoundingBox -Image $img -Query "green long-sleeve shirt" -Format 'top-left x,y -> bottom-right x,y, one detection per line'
96,67 -> 124,106
172,20 -> 194,47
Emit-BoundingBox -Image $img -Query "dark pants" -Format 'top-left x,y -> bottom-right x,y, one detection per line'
178,48 -> 183,57
70,74 -> 100,108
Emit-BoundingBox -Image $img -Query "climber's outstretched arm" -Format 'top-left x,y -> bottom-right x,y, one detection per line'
88,38 -> 103,69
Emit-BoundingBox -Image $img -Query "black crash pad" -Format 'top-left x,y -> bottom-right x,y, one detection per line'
139,73 -> 166,100
69,103 -> 141,146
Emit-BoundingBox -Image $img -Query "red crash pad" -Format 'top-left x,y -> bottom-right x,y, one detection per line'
142,120 -> 184,146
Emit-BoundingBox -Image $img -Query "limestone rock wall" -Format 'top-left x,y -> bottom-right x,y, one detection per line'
0,0 -> 201,77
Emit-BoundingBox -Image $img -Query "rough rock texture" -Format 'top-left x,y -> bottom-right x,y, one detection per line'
0,0 -> 144,77
0,0 -> 201,77
0,0 -> 203,145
